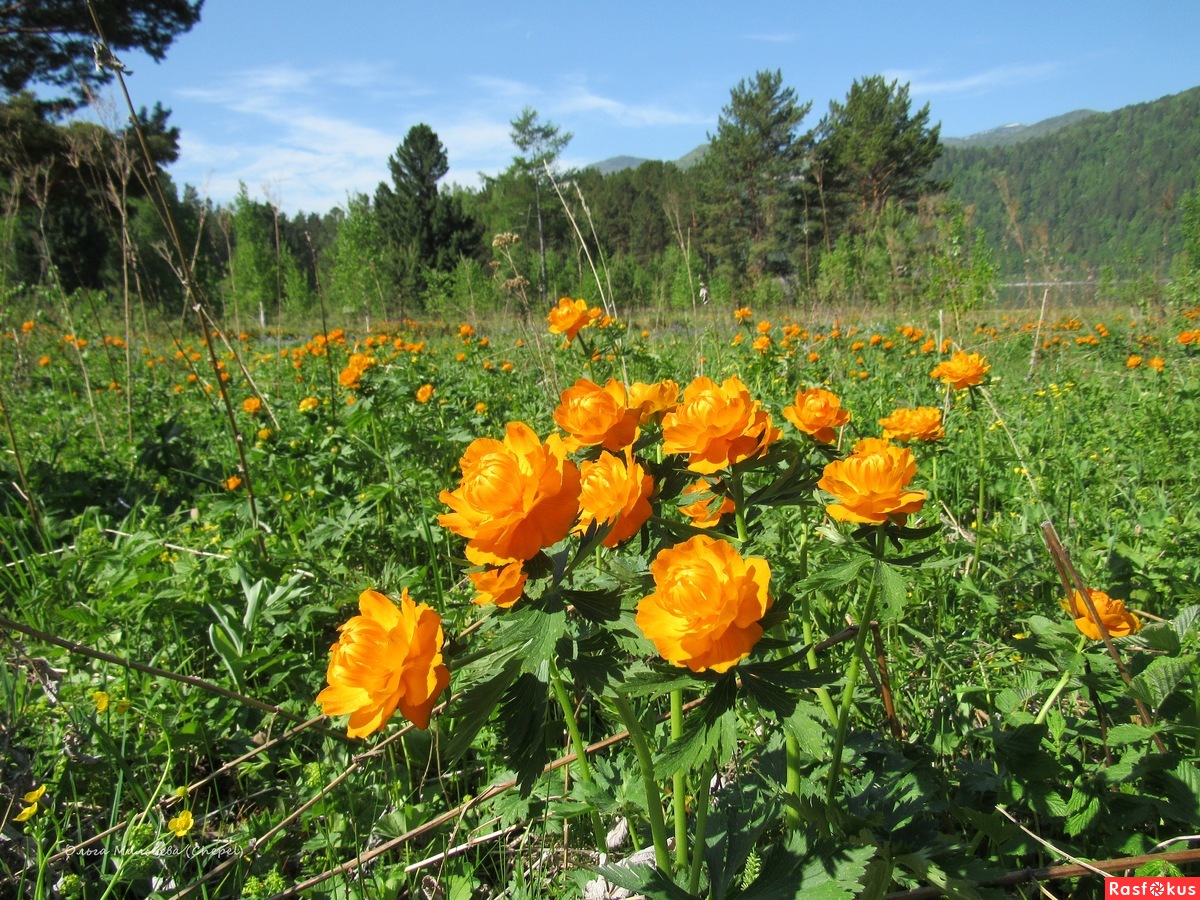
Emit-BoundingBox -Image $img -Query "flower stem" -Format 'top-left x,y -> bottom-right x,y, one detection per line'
670,688 -> 688,872
1034,635 -> 1087,725
612,689 -> 671,872
688,755 -> 714,895
970,389 -> 986,571
826,533 -> 884,806
549,661 -> 606,850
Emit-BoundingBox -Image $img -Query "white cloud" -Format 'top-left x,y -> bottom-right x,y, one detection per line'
885,63 -> 1062,96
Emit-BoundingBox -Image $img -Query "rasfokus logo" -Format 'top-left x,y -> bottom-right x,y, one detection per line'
1107,878 -> 1200,897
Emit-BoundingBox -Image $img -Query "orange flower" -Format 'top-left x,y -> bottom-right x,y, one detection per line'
316,588 -> 450,735
1148,356 -> 1164,372
339,353 -> 376,389
818,441 -> 926,525
627,379 -> 679,424
678,478 -> 736,528
416,383 -> 434,403
553,378 -> 640,451
752,335 -> 771,353
930,351 -> 989,390
21,320 -> 34,333
547,296 -> 600,342
635,535 -> 772,673
1125,354 -> 1142,368
661,376 -> 781,474
734,306 -> 752,323
878,407 -> 945,443
458,323 -> 475,338
1060,588 -> 1142,640
242,396 -> 262,414
782,388 -> 851,444
469,562 -> 527,609
222,475 -> 242,491
299,396 -> 319,412
575,450 -> 654,548
439,422 -> 581,565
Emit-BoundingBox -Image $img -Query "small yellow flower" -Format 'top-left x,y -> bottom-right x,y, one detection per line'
93,690 -> 110,712
299,396 -> 319,413
14,785 -> 46,822
167,809 -> 194,838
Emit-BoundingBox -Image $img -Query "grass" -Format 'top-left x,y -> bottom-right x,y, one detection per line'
1,297 -> 1199,898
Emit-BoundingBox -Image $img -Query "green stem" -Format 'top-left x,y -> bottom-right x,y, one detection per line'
612,690 -> 670,872
688,755 -> 714,895
671,689 -> 688,872
1034,635 -> 1087,725
549,661 -> 606,850
970,389 -> 986,571
826,531 -> 884,806
731,468 -> 749,543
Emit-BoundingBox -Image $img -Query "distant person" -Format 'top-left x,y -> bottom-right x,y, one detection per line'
699,282 -> 710,305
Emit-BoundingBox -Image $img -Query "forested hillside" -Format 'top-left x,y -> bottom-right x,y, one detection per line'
933,87 -> 1200,278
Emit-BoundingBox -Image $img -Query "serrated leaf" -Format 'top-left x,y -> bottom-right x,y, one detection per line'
593,862 -> 694,900
877,561 -> 909,626
1128,655 -> 1195,708
501,669 -> 552,796
1104,723 -> 1160,747
443,659 -> 521,763
561,587 -> 622,624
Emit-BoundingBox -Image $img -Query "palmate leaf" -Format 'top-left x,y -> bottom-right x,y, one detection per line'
877,561 -> 910,626
500,667 -> 553,796
654,675 -> 738,779
442,658 -> 522,764
735,832 -> 874,900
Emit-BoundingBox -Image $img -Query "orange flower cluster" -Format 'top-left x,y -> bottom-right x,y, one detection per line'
627,380 -> 679,424
438,422 -> 581,566
662,376 -> 780,474
416,383 -> 434,403
930,351 -> 989,390
1061,588 -> 1141,640
782,387 -> 850,444
469,562 -> 527,609
339,353 -> 376,389
818,438 -> 927,525
553,379 -> 640,451
636,535 -> 772,673
678,479 -> 735,528
878,407 -> 944,443
242,396 -> 262,414
316,589 -> 450,735
576,450 -> 654,548
547,297 -> 601,342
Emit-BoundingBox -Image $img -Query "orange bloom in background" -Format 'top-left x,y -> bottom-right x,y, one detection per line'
662,376 -> 781,474
339,353 -> 376,389
818,441 -> 926,525
734,306 -> 752,323
1148,356 -> 1165,372
576,450 -> 654,548
553,378 -> 640,451
439,422 -> 581,565
1179,330 -> 1197,345
547,296 -> 600,342
636,535 -> 772,673
416,383 -> 434,403
458,323 -> 475,338
628,379 -> 679,424
1125,354 -> 1142,368
807,351 -> 820,363
879,407 -> 945,443
222,475 -> 242,491
930,351 -> 990,390
782,387 -> 851,444
1061,588 -> 1142,640
679,478 -> 736,528
752,335 -> 771,353
21,320 -> 35,333
299,396 -> 320,412
242,396 -> 262,414
38,355 -> 51,366
469,562 -> 527,609
316,588 -> 450,735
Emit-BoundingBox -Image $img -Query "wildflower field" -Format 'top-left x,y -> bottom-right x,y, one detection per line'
2,296 -> 1200,899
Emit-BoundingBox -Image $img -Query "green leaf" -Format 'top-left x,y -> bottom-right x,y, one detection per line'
500,669 -> 552,796
593,863 -> 695,900
1128,655 -> 1195,708
561,586 -> 622,624
877,561 -> 909,626
735,829 -> 874,900
799,557 -> 868,593
1104,723 -> 1160,747
443,659 -> 521,764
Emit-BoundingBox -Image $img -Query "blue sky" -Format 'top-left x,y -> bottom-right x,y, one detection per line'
102,0 -> 1200,214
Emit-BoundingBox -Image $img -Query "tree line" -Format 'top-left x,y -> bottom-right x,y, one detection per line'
3,0 -> 1198,326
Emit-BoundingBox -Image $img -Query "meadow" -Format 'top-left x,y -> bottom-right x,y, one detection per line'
2,293 -> 1199,899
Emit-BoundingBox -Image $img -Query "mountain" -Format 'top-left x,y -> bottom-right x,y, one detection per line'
942,109 -> 1100,148
934,87 -> 1200,276
588,155 -> 652,175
